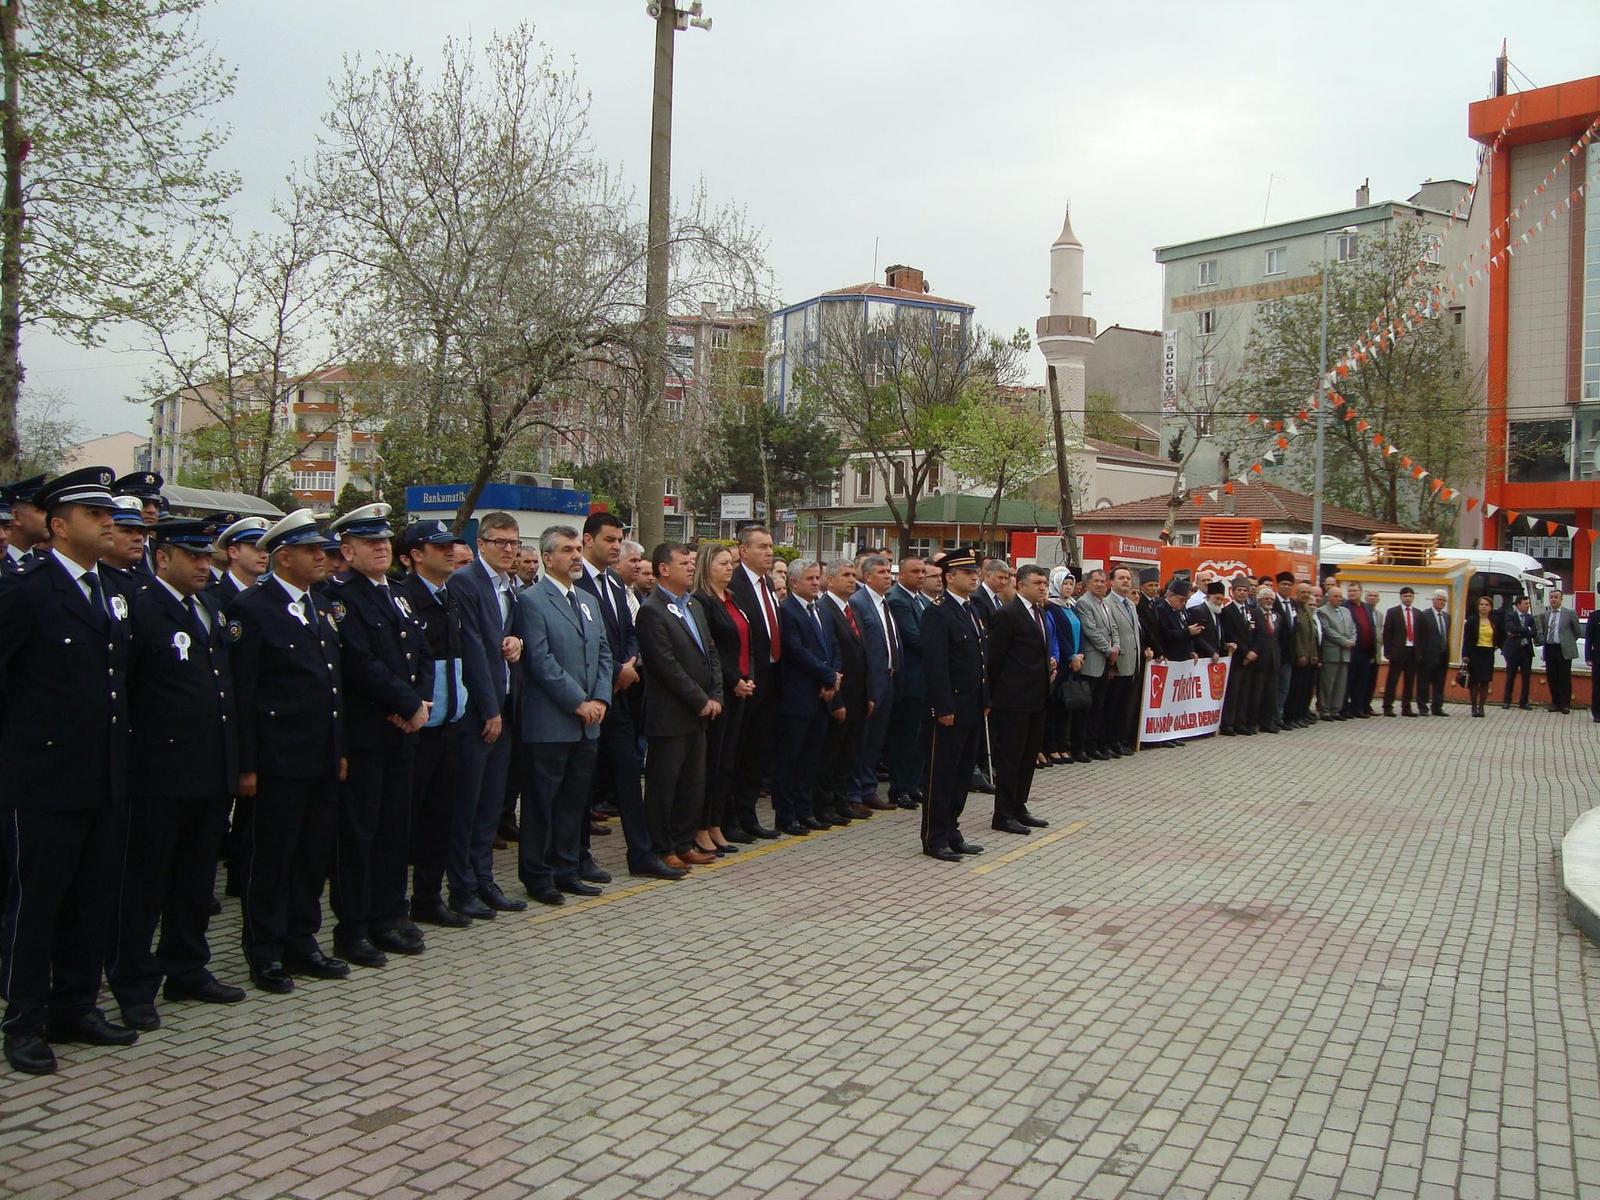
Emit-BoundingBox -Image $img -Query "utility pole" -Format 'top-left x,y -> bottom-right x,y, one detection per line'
1046,365 -> 1078,568
636,1 -> 710,552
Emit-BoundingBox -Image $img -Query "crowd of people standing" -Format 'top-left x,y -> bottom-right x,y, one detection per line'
0,463 -> 1594,1077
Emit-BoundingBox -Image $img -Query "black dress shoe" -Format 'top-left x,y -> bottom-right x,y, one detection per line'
971,777 -> 996,795
120,1003 -> 161,1032
629,859 -> 686,880
742,821 -> 781,840
449,893 -> 496,920
528,887 -> 565,906
579,863 -> 613,885
251,963 -> 294,993
991,818 -> 1031,835
923,846 -> 962,862
557,880 -> 603,897
164,977 -> 246,1004
1018,812 -> 1049,828
722,826 -> 755,844
1072,753 -> 1092,763
800,815 -> 826,831
413,897 -> 472,928
497,821 -> 520,843
335,938 -> 388,969
371,927 -> 425,956
4,1030 -> 56,1074
208,894 -> 222,916
479,885 -> 527,913
587,822 -> 612,836
894,797 -> 919,809
284,950 -> 350,980
951,840 -> 985,855
778,821 -> 810,836
47,1009 -> 138,1046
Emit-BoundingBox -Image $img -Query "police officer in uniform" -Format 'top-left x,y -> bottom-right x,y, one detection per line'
5,474 -> 49,567
919,547 -> 988,863
394,520 -> 473,929
326,503 -> 433,966
230,509 -> 349,994
104,496 -> 154,586
114,471 -> 165,575
0,486 -> 17,575
211,516 -> 270,605
0,467 -> 136,1075
108,520 -> 245,1030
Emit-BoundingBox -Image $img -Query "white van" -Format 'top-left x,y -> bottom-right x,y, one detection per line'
1260,533 -> 1560,611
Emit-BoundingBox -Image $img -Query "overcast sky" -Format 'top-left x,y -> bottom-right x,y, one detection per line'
29,0 -> 1600,439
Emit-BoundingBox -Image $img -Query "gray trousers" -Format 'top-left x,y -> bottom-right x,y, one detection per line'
1318,661 -> 1349,717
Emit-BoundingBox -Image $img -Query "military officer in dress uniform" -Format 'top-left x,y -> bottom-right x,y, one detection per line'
394,520 -> 472,929
0,467 -> 136,1075
325,503 -> 432,967
114,471 -> 164,574
6,473 -> 50,567
108,520 -> 245,1031
919,547 -> 988,863
212,516 -> 270,605
104,497 -> 154,586
230,508 -> 349,994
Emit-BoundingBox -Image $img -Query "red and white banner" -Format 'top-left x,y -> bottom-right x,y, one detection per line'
1139,656 -> 1232,744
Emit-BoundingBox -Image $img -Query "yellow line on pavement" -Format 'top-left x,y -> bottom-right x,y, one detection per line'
969,819 -> 1088,876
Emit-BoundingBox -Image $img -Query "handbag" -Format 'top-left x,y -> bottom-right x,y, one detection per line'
1056,675 -> 1093,712
1454,667 -> 1468,689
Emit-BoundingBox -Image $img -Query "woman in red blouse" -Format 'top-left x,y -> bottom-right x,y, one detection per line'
694,544 -> 756,855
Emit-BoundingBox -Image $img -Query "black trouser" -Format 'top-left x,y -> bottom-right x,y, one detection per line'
592,705 -> 657,868
448,724 -> 510,901
242,774 -> 336,973
409,723 -> 458,905
923,718 -> 979,852
1254,652 -> 1282,731
1,805 -> 118,1036
772,708 -> 828,826
854,680 -> 897,803
702,694 -> 746,831
519,740 -> 598,892
333,735 -> 415,947
1105,673 -> 1137,749
886,688 -> 929,799
990,708 -> 1043,823
646,728 -> 707,855
1287,663 -> 1316,720
731,683 -> 776,828
1383,649 -> 1419,712
818,704 -> 864,814
1086,672 -> 1112,748
109,792 -> 230,1009
1502,650 -> 1532,707
1344,651 -> 1374,715
1545,646 -> 1573,710
1421,662 -> 1448,713
222,798 -> 250,895
1222,655 -> 1261,732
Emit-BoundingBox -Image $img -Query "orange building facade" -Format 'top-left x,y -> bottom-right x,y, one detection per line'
1468,75 -> 1600,591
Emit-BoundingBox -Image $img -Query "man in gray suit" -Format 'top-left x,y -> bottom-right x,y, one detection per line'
1105,565 -> 1143,753
514,526 -> 612,906
1075,569 -> 1121,759
1536,590 -> 1580,714
1316,587 -> 1357,720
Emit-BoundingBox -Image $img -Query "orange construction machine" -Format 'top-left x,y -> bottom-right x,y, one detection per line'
1159,517 -> 1313,586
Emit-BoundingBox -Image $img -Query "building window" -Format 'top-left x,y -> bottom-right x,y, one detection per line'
1264,247 -> 1287,276
664,475 -> 679,499
1451,307 -> 1464,326
663,395 -> 683,421
1337,233 -> 1359,262
292,470 -> 335,492
1424,233 -> 1443,266
935,310 -> 963,351
926,462 -> 941,490
740,366 -> 763,390
1194,412 -> 1215,437
1194,358 -> 1218,387
892,461 -> 908,495
1581,143 -> 1600,401
1197,309 -> 1217,336
710,325 -> 730,349
1507,419 -> 1573,483
853,464 -> 874,501
1197,259 -> 1218,287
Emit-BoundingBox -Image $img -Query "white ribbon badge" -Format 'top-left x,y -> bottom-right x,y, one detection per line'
173,631 -> 191,662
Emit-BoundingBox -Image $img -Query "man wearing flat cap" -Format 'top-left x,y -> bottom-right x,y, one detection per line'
108,519 -> 245,1032
325,503 -> 432,966
918,547 -> 987,862
230,508 -> 350,994
0,467 -> 137,1075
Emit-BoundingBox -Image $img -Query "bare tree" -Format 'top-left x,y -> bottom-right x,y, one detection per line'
1158,309 -> 1249,539
946,386 -> 1052,546
315,25 -> 764,530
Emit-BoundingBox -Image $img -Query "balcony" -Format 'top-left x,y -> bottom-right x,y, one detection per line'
1035,314 -> 1098,340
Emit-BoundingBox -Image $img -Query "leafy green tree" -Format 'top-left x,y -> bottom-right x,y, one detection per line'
947,398 -> 1052,545
683,398 -> 842,525
0,0 -> 236,472
1234,222 -> 1482,532
555,459 -> 634,526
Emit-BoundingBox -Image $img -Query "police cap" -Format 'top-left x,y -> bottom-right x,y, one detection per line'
36,466 -> 118,512
216,515 -> 270,548
328,502 -> 393,540
401,519 -> 467,549
111,496 -> 147,527
933,545 -> 980,574
153,519 -> 216,554
260,508 -> 328,554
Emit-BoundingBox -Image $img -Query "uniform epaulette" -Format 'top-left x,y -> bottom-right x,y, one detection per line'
17,554 -> 46,575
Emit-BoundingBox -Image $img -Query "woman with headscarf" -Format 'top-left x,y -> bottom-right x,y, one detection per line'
1042,567 -> 1086,765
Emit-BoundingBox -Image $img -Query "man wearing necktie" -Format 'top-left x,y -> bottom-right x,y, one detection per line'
772,560 -> 842,836
1536,591 -> 1579,714
985,566 -> 1055,835
1500,594 -> 1535,710
884,556 -> 931,809
636,543 -> 723,868
1419,589 -> 1452,716
920,547 -> 988,861
1106,566 -> 1144,753
1381,586 -> 1424,716
848,554 -> 902,812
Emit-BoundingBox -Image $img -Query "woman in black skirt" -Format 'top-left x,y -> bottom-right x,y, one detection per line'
1458,594 -> 1502,717
693,543 -> 755,853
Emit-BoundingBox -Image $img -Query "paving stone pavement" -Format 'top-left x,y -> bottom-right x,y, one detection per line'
4,706 -> 1600,1199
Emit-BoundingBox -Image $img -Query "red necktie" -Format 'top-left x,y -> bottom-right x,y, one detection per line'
762,579 -> 781,661
844,604 -> 860,637
1405,607 -> 1414,643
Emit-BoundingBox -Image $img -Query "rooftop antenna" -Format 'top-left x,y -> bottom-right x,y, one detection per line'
1262,174 -> 1284,225
872,236 -> 879,284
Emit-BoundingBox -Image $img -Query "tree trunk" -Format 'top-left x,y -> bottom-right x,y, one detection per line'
0,3 -> 24,472
1046,365 -> 1079,566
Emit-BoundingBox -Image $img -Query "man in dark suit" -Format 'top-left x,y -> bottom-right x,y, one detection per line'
325,503 -> 433,967
1419,589 -> 1452,715
849,554 -> 901,811
445,512 -> 528,918
515,526 -> 613,901
1155,577 -> 1210,663
1587,605 -> 1600,722
393,521 -> 472,929
105,497 -> 154,588
1189,581 -> 1227,662
578,513 -> 679,879
1250,583 -> 1283,734
210,516 -> 269,606
1501,594 -> 1536,710
1381,586 -> 1424,716
817,560 -> 869,826
1342,580 -> 1378,717
1219,577 -> 1261,735
921,547 -> 987,862
986,565 -> 1054,835
1536,591 -> 1580,714
884,555 -> 930,809
108,519 -> 245,1032
773,559 -> 842,836
636,543 -> 722,867
727,524 -> 782,840
0,468 -> 136,1075
230,509 -> 350,995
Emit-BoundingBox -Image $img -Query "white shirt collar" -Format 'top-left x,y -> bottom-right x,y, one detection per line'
52,547 -> 94,581
156,576 -> 187,605
277,577 -> 308,604
826,591 -> 849,612
477,555 -> 507,588
741,563 -> 767,588
228,569 -> 256,592
547,573 -> 573,597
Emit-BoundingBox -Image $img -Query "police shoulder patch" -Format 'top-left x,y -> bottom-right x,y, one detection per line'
329,600 -> 346,624
226,619 -> 243,643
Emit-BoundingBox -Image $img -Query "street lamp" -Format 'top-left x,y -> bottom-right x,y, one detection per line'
1312,225 -> 1359,567
636,2 -> 711,551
